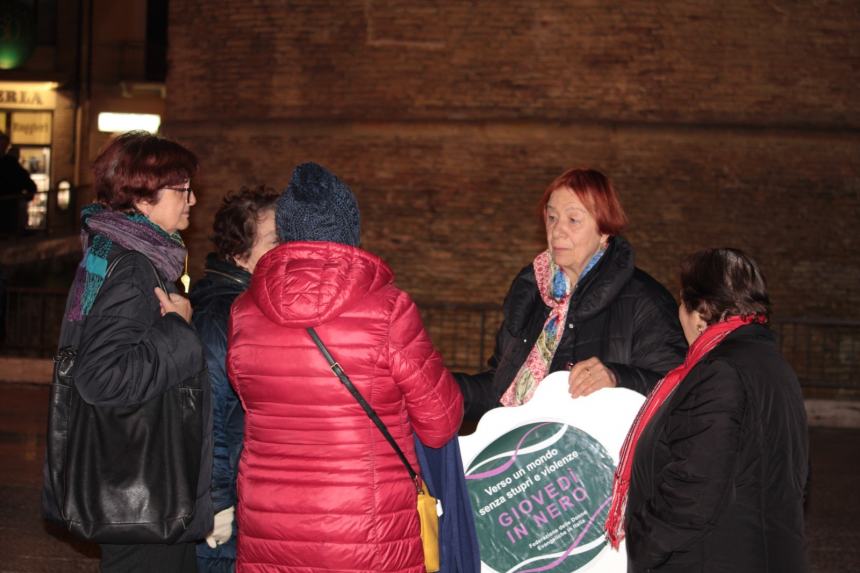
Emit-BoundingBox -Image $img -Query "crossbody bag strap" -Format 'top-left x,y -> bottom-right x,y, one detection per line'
306,327 -> 421,492
106,250 -> 137,281
107,250 -> 167,292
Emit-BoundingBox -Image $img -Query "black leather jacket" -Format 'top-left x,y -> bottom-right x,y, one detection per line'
456,237 -> 687,420
43,247 -> 213,543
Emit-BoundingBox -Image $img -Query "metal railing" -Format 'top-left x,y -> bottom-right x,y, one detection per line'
417,302 -> 504,374
771,318 -> 860,389
2,289 -> 858,391
1,287 -> 67,357
417,302 -> 860,390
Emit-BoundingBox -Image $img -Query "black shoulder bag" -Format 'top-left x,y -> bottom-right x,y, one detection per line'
44,251 -> 205,544
306,327 -> 441,572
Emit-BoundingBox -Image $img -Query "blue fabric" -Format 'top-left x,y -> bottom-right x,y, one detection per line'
83,249 -> 108,276
414,436 -> 481,573
196,519 -> 238,573
541,247 -> 604,343
78,234 -> 111,318
190,255 -> 251,572
551,267 -> 568,300
578,247 -> 605,286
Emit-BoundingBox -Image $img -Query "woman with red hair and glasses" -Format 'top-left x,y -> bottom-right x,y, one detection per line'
456,168 -> 686,419
43,131 -> 212,572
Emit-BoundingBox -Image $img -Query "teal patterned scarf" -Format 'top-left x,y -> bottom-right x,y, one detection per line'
66,204 -> 186,321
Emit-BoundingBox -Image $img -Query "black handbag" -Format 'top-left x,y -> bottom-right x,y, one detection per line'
44,251 -> 205,544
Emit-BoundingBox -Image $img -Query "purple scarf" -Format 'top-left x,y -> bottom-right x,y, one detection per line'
66,204 -> 186,321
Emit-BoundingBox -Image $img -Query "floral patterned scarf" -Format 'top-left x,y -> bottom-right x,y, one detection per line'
500,247 -> 604,406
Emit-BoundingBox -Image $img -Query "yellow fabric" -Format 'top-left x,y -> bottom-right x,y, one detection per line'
417,482 -> 440,572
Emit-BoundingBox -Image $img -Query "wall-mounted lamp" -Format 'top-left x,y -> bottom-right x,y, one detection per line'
97,112 -> 161,134
57,180 -> 71,210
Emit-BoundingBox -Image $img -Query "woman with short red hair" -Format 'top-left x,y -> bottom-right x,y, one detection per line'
43,131 -> 212,572
456,168 -> 687,418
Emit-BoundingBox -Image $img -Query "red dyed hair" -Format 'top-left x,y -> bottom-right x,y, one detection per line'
539,168 -> 628,235
93,131 -> 198,212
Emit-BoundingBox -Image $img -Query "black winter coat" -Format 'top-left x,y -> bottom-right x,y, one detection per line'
190,254 -> 249,512
46,247 -> 213,543
456,237 -> 687,420
189,254 -> 250,562
625,324 -> 809,572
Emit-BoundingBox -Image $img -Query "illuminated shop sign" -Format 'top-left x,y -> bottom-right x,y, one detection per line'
98,112 -> 162,134
0,83 -> 57,109
11,111 -> 51,145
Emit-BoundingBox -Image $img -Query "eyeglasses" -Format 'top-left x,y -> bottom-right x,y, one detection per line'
164,187 -> 193,202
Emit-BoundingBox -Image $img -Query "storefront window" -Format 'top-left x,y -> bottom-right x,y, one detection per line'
0,82 -> 56,235
17,146 -> 50,190
26,190 -> 48,229
6,111 -> 52,230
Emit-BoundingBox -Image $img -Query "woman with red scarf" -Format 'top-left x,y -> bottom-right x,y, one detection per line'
606,248 -> 809,572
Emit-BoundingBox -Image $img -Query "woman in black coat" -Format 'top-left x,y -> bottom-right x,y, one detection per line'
43,132 -> 212,572
606,248 -> 809,572
456,168 -> 687,420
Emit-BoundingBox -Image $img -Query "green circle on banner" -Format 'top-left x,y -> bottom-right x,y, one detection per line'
465,422 -> 615,572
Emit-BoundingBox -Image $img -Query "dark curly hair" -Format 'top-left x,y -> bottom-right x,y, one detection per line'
680,248 -> 770,324
92,131 -> 198,211
211,185 -> 280,262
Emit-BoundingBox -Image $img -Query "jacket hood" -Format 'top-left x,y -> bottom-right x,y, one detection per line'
189,253 -> 251,308
249,241 -> 394,327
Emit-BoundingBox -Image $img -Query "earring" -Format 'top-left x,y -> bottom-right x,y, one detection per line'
180,255 -> 191,294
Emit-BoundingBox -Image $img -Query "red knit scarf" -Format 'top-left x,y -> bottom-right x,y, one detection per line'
605,314 -> 762,548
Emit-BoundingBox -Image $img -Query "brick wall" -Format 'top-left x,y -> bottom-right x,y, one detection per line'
165,1 -> 859,320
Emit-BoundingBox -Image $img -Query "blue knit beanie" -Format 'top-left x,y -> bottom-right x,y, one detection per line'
275,162 -> 360,246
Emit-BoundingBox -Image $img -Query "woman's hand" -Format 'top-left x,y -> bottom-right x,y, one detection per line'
154,287 -> 193,324
205,506 -> 235,548
568,357 -> 617,398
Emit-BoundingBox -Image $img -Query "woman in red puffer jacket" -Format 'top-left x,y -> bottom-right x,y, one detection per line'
227,162 -> 463,573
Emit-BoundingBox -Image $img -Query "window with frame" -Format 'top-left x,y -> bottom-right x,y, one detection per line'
1,110 -> 52,230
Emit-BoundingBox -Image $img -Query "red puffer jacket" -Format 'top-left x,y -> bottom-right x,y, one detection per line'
227,241 -> 464,573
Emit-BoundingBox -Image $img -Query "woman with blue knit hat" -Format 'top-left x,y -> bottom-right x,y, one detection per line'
227,162 -> 464,572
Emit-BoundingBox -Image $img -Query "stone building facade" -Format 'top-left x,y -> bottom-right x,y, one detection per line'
164,1 -> 859,325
